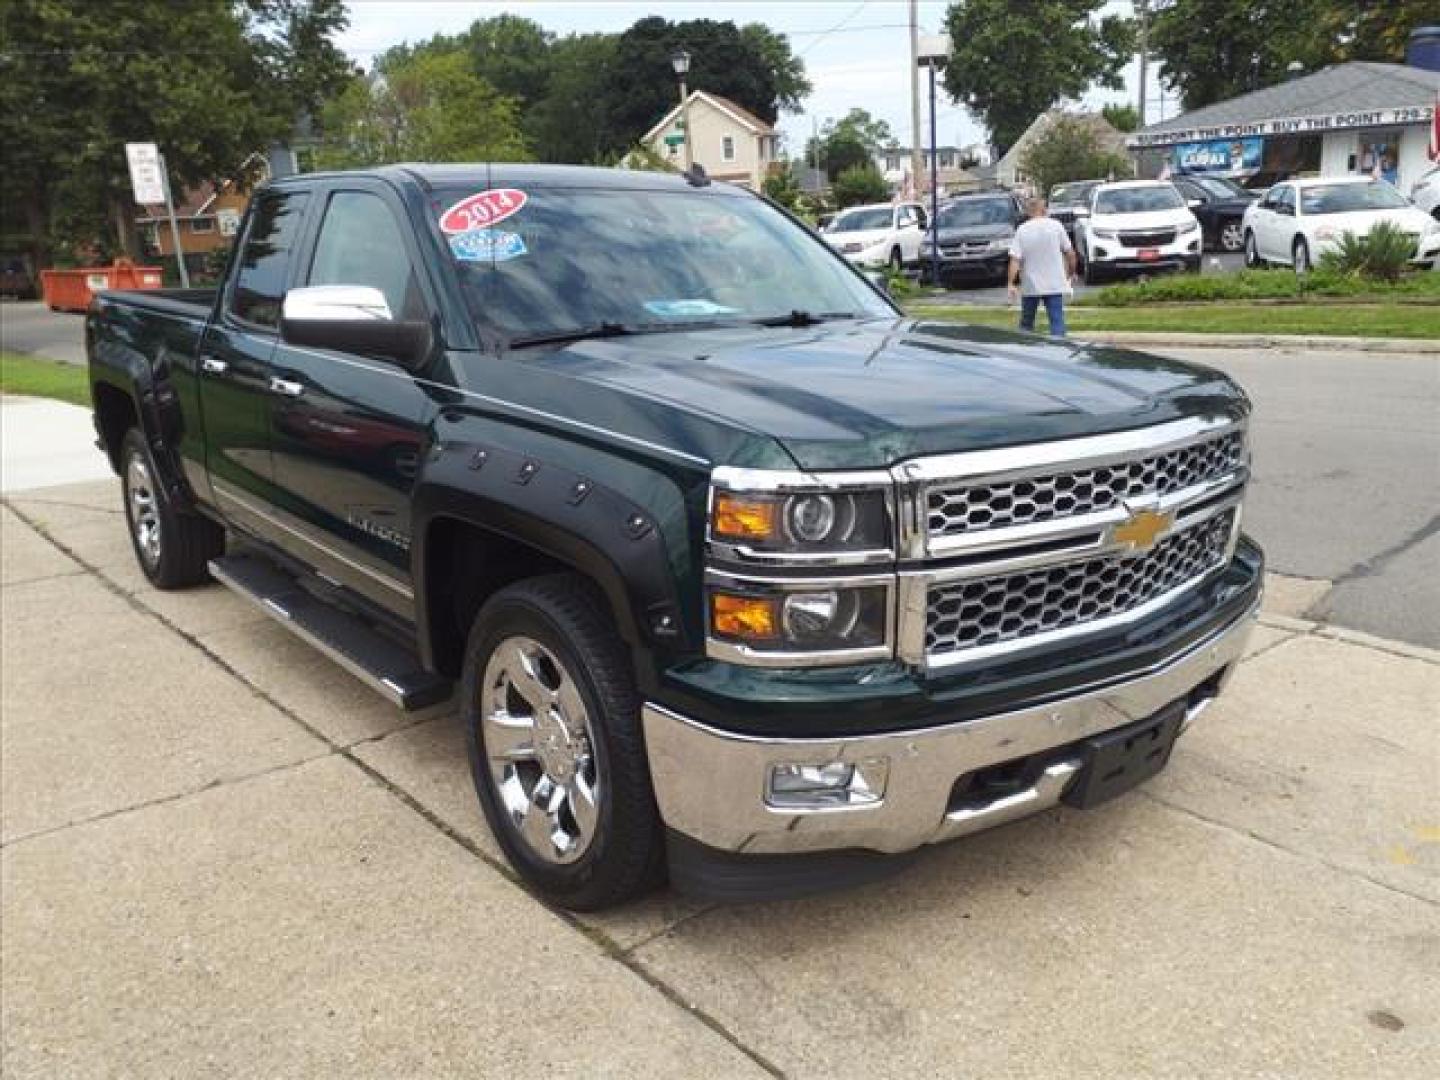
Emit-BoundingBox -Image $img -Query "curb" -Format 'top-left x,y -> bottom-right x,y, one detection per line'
1066,331 -> 1440,353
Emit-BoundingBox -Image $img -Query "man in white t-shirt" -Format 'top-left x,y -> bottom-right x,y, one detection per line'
1006,198 -> 1077,337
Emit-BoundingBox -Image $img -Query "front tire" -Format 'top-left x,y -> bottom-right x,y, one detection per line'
1293,237 -> 1312,275
888,247 -> 903,274
1243,230 -> 1263,268
463,573 -> 664,911
120,428 -> 223,589
1219,220 -> 1244,253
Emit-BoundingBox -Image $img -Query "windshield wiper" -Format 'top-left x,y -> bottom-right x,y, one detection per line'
750,310 -> 854,328
507,322 -> 635,349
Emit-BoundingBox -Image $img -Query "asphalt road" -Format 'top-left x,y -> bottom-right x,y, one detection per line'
4,301 -> 1434,646
0,301 -> 86,365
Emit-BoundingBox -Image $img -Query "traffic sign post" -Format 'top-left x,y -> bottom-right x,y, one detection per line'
126,142 -> 188,288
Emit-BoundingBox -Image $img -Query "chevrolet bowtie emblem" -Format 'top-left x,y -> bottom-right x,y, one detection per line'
1110,505 -> 1173,553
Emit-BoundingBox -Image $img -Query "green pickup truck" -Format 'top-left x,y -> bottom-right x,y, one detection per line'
87,164 -> 1261,909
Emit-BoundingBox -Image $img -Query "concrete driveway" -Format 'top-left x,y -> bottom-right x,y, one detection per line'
3,472 -> 1437,1075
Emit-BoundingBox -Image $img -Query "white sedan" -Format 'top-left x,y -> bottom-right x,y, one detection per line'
1241,177 -> 1440,272
822,202 -> 927,272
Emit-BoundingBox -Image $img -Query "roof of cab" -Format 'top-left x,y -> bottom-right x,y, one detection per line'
271,162 -> 750,195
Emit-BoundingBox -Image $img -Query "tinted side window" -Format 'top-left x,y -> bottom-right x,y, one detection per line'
231,192 -> 308,328
307,191 -> 426,320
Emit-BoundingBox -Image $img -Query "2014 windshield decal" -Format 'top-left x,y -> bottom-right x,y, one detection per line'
439,188 -> 527,233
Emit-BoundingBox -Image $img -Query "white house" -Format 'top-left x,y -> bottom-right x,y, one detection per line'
643,91 -> 777,190
995,110 -> 1130,191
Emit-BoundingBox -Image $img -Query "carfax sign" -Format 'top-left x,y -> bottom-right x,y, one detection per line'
1172,136 -> 1263,176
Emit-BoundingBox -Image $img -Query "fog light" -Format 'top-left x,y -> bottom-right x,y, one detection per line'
766,758 -> 888,809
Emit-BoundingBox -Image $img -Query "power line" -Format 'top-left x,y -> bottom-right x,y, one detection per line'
795,1 -> 871,59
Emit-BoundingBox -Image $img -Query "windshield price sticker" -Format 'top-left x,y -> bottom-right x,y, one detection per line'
439,189 -> 528,234
449,228 -> 528,263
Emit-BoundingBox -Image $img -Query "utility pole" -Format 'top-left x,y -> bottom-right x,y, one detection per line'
1137,0 -> 1149,128
909,0 -> 923,197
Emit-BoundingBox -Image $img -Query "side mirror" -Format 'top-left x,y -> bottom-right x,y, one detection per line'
280,285 -> 432,370
863,270 -> 892,297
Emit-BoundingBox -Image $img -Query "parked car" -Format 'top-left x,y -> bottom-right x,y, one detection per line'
1171,175 -> 1257,252
1047,180 -> 1102,238
1076,180 -> 1203,283
87,164 -> 1261,909
823,201 -> 927,271
0,255 -> 37,299
920,192 -> 1026,286
1410,164 -> 1440,220
1241,176 -> 1440,272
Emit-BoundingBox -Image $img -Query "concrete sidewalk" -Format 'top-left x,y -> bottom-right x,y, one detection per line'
0,397 -> 113,493
2,477 -> 1436,1078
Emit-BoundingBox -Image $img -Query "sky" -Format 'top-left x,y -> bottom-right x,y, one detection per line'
337,0 -> 1172,155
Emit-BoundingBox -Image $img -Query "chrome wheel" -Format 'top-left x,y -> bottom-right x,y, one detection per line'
125,452 -> 161,568
1220,221 -> 1244,252
481,636 -> 599,865
1293,239 -> 1311,274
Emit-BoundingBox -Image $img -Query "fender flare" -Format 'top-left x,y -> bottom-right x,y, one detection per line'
410,440 -> 695,673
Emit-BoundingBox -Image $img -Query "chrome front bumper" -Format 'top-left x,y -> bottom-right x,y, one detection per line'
643,599 -> 1257,855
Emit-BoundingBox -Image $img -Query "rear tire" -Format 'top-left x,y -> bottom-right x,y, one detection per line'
462,573 -> 664,911
1293,237 -> 1312,275
888,247 -> 903,274
1243,230 -> 1263,269
120,428 -> 223,589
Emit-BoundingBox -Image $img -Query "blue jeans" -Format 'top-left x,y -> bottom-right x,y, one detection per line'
1019,294 -> 1066,337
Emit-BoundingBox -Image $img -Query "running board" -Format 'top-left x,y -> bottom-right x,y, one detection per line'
208,554 -> 452,712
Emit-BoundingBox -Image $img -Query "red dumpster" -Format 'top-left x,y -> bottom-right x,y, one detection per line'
40,258 -> 164,313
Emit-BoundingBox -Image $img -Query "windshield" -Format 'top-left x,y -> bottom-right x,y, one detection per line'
1050,182 -> 1098,205
936,199 -> 1014,228
1299,182 -> 1410,215
1189,176 -> 1251,200
439,186 -> 893,340
830,207 -> 894,232
1094,186 -> 1185,214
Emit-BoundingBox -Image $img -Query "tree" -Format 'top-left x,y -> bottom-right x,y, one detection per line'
316,51 -> 528,168
831,165 -> 890,209
1101,103 -> 1140,132
1018,116 -> 1132,195
603,17 -> 809,150
763,161 -> 804,211
1148,0 -> 1438,112
941,0 -> 1135,155
806,109 -> 895,181
527,34 -> 622,163
0,0 -> 352,267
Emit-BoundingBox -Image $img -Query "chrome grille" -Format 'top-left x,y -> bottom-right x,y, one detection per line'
925,510 -> 1234,656
926,430 -> 1244,538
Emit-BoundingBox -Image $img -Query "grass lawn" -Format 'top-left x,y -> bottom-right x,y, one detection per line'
906,303 -> 1440,340
0,351 -> 90,407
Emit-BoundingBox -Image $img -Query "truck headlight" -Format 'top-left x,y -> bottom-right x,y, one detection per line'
707,577 -> 891,660
1091,227 -> 1118,240
710,479 -> 892,561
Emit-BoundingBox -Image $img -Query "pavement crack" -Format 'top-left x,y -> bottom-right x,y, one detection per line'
4,498 -> 787,1078
1237,631 -> 1301,665
1140,790 -> 1437,909
1304,511 -> 1440,620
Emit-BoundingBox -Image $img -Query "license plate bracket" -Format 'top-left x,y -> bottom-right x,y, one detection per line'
1062,701 -> 1184,809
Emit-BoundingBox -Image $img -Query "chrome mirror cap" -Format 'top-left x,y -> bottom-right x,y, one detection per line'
282,285 -> 393,323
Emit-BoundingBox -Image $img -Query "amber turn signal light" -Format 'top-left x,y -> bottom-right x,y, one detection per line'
711,593 -> 779,640
712,493 -> 777,541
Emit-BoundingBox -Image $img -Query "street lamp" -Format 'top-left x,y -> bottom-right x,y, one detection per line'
670,48 -> 693,171
917,33 -> 951,287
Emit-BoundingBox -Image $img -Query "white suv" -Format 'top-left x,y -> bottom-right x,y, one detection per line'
823,202 -> 927,272
1076,181 -> 1203,283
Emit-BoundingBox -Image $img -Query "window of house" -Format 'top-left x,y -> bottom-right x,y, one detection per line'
190,217 -> 215,234
307,191 -> 426,321
722,135 -> 735,162
229,191 -> 308,328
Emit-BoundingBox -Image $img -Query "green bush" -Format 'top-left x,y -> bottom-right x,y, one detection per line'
1091,266 -> 1439,307
831,165 -> 890,209
1318,221 -> 1415,284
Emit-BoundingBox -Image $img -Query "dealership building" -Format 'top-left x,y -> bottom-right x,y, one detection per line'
1128,52 -> 1439,195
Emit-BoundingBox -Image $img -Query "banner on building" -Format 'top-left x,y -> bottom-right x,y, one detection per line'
1172,136 -> 1264,176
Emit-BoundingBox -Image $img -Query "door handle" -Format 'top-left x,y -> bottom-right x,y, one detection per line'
269,376 -> 304,398
200,355 -> 228,375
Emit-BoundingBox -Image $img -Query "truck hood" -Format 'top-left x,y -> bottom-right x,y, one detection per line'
480,318 -> 1246,471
